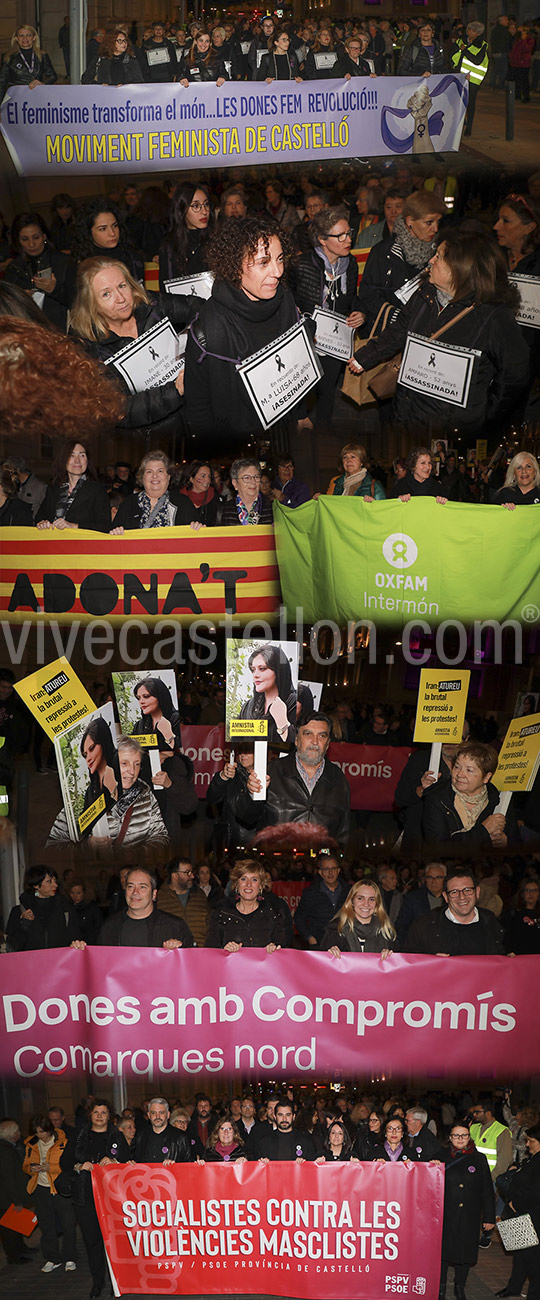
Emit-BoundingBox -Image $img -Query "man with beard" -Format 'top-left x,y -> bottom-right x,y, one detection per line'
257,1101 -> 314,1163
136,1099 -> 190,1164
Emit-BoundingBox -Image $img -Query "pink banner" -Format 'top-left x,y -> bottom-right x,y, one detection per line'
92,1160 -> 444,1298
1,949 -> 537,1080
180,724 -> 226,796
181,727 -> 413,810
327,744 -> 413,811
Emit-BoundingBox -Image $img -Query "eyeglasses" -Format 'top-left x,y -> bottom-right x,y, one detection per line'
386,1125 -> 403,1133
446,887 -> 476,898
190,201 -> 211,212
238,474 -> 261,484
329,228 -> 354,242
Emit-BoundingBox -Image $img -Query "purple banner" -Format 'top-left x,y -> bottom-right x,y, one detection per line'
0,76 -> 468,176
0,948 -> 536,1080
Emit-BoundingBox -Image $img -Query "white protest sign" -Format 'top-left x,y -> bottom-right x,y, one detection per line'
105,319 -> 183,393
147,47 -> 170,65
237,320 -> 322,430
314,51 -> 337,69
313,306 -> 354,360
395,274 -> 422,305
510,274 -> 540,330
399,333 -> 480,408
163,271 -> 214,299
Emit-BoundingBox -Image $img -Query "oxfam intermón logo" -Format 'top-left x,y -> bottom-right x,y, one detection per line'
382,533 -> 418,570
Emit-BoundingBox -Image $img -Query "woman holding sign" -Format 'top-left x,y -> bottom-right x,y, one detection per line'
184,215 -> 308,451
71,259 -> 197,441
349,228 -> 530,437
422,743 -> 515,848
239,643 -> 296,745
290,204 -> 364,429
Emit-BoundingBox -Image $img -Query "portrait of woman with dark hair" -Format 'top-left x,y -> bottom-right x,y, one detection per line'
80,716 -> 118,814
133,676 -> 180,752
238,644 -> 296,745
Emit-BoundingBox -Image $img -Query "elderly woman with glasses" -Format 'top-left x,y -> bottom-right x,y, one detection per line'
221,458 -> 273,526
422,743 -> 518,848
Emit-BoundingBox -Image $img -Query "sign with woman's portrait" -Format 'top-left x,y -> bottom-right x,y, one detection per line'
226,639 -> 299,746
54,702 -> 117,840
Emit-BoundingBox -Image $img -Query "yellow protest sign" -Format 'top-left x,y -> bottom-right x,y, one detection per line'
134,734 -> 159,748
14,656 -> 94,741
229,719 -> 268,738
78,792 -> 106,835
413,669 -> 470,743
493,713 -> 540,792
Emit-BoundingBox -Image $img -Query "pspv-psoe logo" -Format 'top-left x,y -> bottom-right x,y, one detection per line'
382,534 -> 418,570
385,1276 -> 410,1293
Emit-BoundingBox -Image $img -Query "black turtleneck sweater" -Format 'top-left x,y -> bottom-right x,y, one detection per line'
184,278 -> 300,440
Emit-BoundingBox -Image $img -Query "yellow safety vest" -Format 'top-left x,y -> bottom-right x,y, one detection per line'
470,1119 -> 508,1172
452,40 -> 489,84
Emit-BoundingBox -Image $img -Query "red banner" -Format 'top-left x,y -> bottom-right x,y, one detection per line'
92,1161 -> 444,1298
272,881 -> 309,916
180,728 -> 413,810
1,949 -> 537,1080
327,744 -> 413,811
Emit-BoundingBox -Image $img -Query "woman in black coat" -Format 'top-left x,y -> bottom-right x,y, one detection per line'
159,181 -> 214,286
110,452 -> 202,534
351,227 -> 531,438
202,1120 -> 247,1163
356,189 -> 446,327
60,1101 -> 119,1298
82,27 -> 144,84
290,202 -> 362,428
70,198 -> 143,283
256,29 -> 303,81
184,215 -> 306,452
303,29 -> 339,79
392,446 -> 447,501
70,259 -> 197,441
6,866 -> 80,952
398,22 -> 446,75
315,1121 -> 359,1163
0,24 -> 56,99
423,743 -> 518,849
36,440 -> 111,533
205,861 -> 287,951
4,211 -> 76,332
496,452 -> 540,508
504,1126 -> 540,1300
503,878 -> 540,954
439,1123 -> 495,1300
177,29 -> 228,84
369,1117 -> 416,1163
332,34 -> 375,78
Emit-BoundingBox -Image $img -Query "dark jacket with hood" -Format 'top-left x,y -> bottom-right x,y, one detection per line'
6,889 -> 80,951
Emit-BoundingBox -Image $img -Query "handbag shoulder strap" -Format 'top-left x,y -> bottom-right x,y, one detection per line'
429,304 -> 475,342
369,301 -> 394,338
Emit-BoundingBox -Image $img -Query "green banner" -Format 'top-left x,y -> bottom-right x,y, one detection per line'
274,498 -> 540,627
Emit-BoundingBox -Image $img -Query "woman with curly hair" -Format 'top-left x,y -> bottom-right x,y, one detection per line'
158,181 -> 214,285
0,24 -> 56,99
184,214 -> 303,449
0,319 -> 125,441
205,859 -> 288,951
321,880 -> 396,956
238,643 -> 296,745
36,440 -> 110,533
71,198 -> 143,281
4,211 -> 76,331
82,27 -> 144,84
70,259 -> 196,440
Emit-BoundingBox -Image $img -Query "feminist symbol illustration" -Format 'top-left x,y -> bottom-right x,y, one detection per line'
392,540 -> 408,563
149,347 -> 159,361
276,355 -> 285,373
428,353 -> 436,367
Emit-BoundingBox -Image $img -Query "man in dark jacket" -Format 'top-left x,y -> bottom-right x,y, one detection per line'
405,869 -> 505,955
294,853 -> 350,949
136,1099 -> 191,1163
186,1095 -> 219,1151
258,1101 -> 314,1162
0,1119 -> 33,1265
396,862 -> 446,947
157,860 -> 209,946
405,1108 -> 444,1160
96,868 -> 194,948
230,712 -> 350,849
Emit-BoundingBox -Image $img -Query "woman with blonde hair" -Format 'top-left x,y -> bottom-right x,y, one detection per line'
0,25 -> 56,98
497,452 -> 540,509
321,880 -> 396,956
206,859 -> 287,951
326,443 -> 386,499
71,257 -> 198,438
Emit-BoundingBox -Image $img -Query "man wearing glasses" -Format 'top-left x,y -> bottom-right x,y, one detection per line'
404,869 -> 505,955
